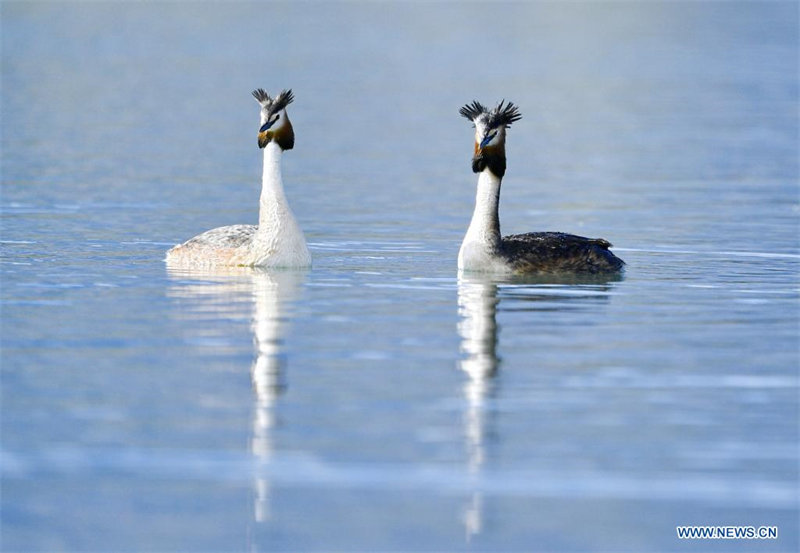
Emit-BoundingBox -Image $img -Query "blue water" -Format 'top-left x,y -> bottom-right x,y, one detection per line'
2,2 -> 798,552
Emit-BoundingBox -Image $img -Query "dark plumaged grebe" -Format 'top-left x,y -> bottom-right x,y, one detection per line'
166,89 -> 310,268
458,100 -> 624,275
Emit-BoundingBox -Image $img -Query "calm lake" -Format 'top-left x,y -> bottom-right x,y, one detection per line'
2,2 -> 798,552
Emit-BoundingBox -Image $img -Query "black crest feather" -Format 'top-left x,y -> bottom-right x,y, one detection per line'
459,100 -> 487,122
271,89 -> 294,113
489,99 -> 522,128
460,99 -> 522,128
252,88 -> 272,104
252,88 -> 295,115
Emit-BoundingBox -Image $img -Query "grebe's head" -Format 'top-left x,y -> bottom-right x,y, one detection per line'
252,88 -> 295,150
459,99 -> 522,178
460,99 -> 522,150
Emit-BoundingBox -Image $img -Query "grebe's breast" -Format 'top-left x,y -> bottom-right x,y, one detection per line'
500,232 -> 625,275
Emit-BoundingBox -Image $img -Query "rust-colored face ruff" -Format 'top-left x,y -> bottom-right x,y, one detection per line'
258,114 -> 295,150
472,142 -> 507,178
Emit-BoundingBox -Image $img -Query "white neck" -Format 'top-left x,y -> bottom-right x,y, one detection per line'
252,142 -> 311,267
259,143 -> 288,228
469,170 -> 502,241
458,170 -> 502,270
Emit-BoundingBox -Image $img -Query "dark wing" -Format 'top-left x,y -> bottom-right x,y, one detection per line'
500,232 -> 624,274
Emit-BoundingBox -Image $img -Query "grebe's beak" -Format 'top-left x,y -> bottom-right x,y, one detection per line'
258,120 -> 276,149
258,118 -> 279,149
479,132 -> 497,150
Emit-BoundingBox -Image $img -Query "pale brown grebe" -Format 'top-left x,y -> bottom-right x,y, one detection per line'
458,100 -> 624,275
166,89 -> 310,268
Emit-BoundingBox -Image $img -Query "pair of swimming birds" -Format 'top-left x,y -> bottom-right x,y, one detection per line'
166,89 -> 624,275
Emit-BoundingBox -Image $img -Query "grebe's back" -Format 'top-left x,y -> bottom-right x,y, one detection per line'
501,232 -> 624,274
166,224 -> 256,266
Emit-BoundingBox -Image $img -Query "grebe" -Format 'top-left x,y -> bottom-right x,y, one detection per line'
166,89 -> 311,268
458,100 -> 624,275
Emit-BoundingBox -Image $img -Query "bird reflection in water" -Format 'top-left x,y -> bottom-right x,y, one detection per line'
166,266 -> 306,526
457,274 -> 500,541
247,269 -> 305,523
456,272 -> 621,540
